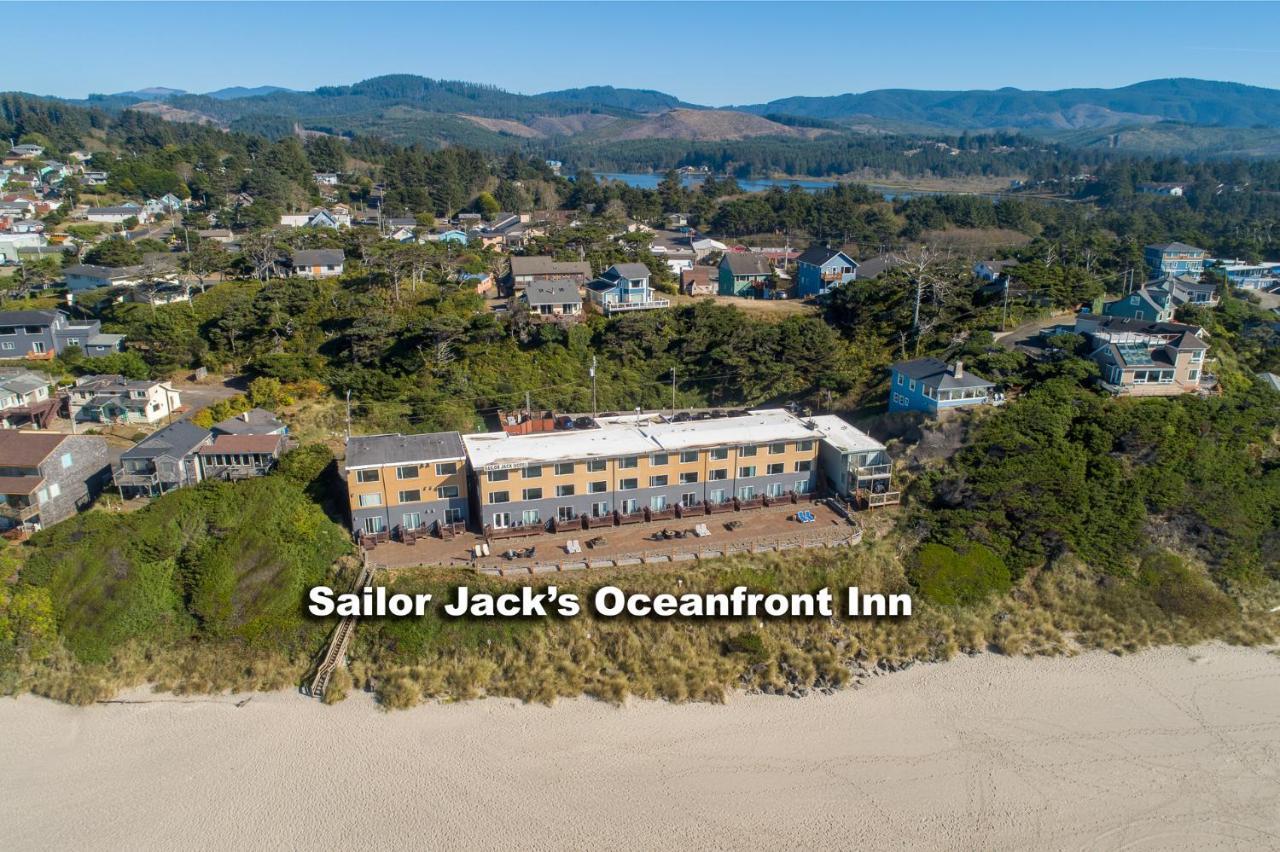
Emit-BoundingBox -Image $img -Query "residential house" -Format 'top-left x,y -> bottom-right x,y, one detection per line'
521,279 -> 583,320
113,421 -> 213,498
810,414 -> 898,507
86,204 -> 150,225
1213,259 -> 1280,291
690,237 -> 728,260
507,256 -> 592,294
63,263 -> 149,291
1151,274 -> 1218,308
0,309 -> 124,358
0,369 -> 55,428
1144,241 -> 1206,277
1138,182 -> 1187,197
67,374 -> 182,425
1075,315 -> 1210,397
212,407 -> 287,437
345,431 -> 469,537
680,266 -> 716,296
718,252 -> 773,297
7,144 -> 44,159
1258,372 -> 1280,393
888,359 -> 996,415
127,281 -> 192,306
196,228 -> 235,243
1102,287 -> 1175,323
974,259 -> 1019,283
459,272 -> 495,295
666,213 -> 689,228
81,170 -> 109,187
313,172 -> 340,186
425,228 -> 467,245
795,246 -> 858,298
586,263 -> 670,314
197,434 -> 286,481
279,207 -> 348,229
0,432 -> 110,531
0,232 -> 47,263
288,249 -> 345,279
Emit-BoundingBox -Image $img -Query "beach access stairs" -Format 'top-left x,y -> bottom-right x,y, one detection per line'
309,553 -> 373,699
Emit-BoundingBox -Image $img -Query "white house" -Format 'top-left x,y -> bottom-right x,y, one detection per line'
86,204 -> 151,225
67,374 -> 183,425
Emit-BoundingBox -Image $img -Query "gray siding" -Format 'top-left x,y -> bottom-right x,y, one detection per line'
35,436 -> 110,527
352,496 -> 469,534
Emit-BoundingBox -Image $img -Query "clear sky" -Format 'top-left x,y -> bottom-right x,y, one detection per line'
10,1 -> 1280,103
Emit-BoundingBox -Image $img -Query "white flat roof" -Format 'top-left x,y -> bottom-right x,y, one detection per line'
463,408 -> 827,469
808,415 -> 886,455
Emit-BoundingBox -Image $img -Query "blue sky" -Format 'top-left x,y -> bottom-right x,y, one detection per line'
11,2 -> 1280,103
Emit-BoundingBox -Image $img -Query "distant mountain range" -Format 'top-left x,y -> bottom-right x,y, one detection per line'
62,75 -> 1280,155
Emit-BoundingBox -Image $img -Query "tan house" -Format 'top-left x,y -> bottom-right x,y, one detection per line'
1078,315 -> 1211,396
507,256 -> 592,294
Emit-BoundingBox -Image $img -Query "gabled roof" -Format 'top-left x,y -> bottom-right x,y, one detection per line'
346,431 -> 466,470
290,249 -> 344,267
720,253 -> 772,276
63,263 -> 145,280
212,407 -> 285,436
1171,331 -> 1208,351
1145,241 -> 1205,254
796,246 -> 856,268
854,254 -> 899,280
509,256 -> 592,277
0,370 -> 49,395
0,309 -> 61,326
604,262 -> 651,281
197,434 -> 284,455
523,278 -> 581,306
121,421 -> 211,461
890,358 -> 994,390
0,431 -> 67,467
1258,372 -> 1280,392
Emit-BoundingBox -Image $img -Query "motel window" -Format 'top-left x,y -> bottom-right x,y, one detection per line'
619,478 -> 638,491
356,469 -> 380,483
796,440 -> 813,452
679,471 -> 698,484
398,490 -> 421,503
435,462 -> 458,476
794,480 -> 811,494
709,468 -> 727,481
524,465 -> 542,478
767,463 -> 784,475
650,453 -> 668,466
363,517 -> 387,534
358,493 -> 382,507
556,484 -> 575,497
710,448 -> 729,461
554,462 -> 575,476
650,496 -> 667,510
794,460 -> 812,472
589,481 -> 608,494
708,489 -> 727,505
586,459 -> 607,472
649,475 -> 668,487
522,509 -> 541,525
618,456 -> 638,469
438,485 -> 459,499
680,450 -> 698,463
489,491 -> 510,504
738,445 -> 757,457
522,488 -> 543,501
739,466 -> 757,478
487,469 -> 509,482
769,443 -> 786,455
396,465 -> 419,480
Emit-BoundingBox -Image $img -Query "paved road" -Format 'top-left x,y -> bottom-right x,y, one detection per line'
169,376 -> 246,421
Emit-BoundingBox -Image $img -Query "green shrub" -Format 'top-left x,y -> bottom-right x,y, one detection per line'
909,543 -> 1012,607
1138,552 -> 1236,629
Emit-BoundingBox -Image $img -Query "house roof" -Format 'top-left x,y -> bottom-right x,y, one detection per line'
796,246 -> 856,267
63,264 -> 145,280
1258,372 -> 1280,392
720,253 -> 772,277
1146,241 -> 1204,254
806,415 -> 886,455
0,309 -> 60,326
0,475 -> 44,496
345,431 -> 466,470
605,262 -> 652,281
212,407 -> 285,436
197,434 -> 283,455
509,256 -> 592,277
290,249 -> 344,267
1171,331 -> 1208,350
1077,314 -> 1203,337
854,254 -> 899,280
680,267 -> 714,285
0,432 -> 67,467
121,421 -> 211,461
0,370 -> 49,395
87,205 -> 143,216
891,358 -> 995,390
523,279 -> 581,306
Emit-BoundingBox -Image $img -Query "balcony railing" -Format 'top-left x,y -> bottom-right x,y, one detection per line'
855,463 -> 892,477
0,502 -> 39,523
604,299 -> 671,314
866,491 -> 902,507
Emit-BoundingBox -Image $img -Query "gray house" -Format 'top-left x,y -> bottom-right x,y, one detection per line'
0,432 -> 111,531
64,263 -> 149,292
113,421 -> 213,498
212,407 -> 288,436
0,309 -> 125,358
521,278 -> 583,320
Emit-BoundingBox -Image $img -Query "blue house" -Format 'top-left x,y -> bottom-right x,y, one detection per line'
1144,242 -> 1206,278
888,359 -> 995,415
428,228 -> 468,245
586,263 -> 670,314
795,246 -> 858,297
1102,287 -> 1175,323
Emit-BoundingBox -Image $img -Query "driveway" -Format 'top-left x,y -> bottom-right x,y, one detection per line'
169,375 -> 247,421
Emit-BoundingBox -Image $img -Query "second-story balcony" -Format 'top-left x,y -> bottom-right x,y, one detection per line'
855,463 -> 892,478
0,501 -> 40,524
603,298 -> 671,314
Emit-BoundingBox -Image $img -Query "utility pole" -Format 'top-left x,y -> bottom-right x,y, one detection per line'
345,389 -> 352,440
670,367 -> 676,416
590,355 -> 598,416
525,390 -> 532,419
1001,279 -> 1010,332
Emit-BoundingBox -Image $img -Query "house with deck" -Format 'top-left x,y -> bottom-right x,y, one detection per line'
0,309 -> 124,358
1144,242 -> 1206,278
197,433 -> 286,481
113,421 -> 213,498
521,279 -> 583,320
0,432 -> 110,531
1102,287 -> 1175,323
86,204 -> 150,225
66,374 -> 182,425
507,256 -> 592,294
287,249 -> 344,279
1212,259 -> 1280,291
810,415 -> 899,508
1075,315 -> 1210,396
0,370 -> 55,428
345,431 -> 469,538
64,263 -> 151,292
586,263 -> 670,314
212,407 -> 287,436
718,253 -> 773,297
888,359 -> 996,415
795,246 -> 858,297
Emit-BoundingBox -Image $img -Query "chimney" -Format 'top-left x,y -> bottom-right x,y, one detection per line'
241,411 -> 250,422
953,361 -> 964,379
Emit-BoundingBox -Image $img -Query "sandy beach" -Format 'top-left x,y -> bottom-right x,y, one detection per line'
2,644 -> 1278,850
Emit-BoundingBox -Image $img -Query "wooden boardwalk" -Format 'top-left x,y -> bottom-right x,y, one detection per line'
309,553 -> 372,699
